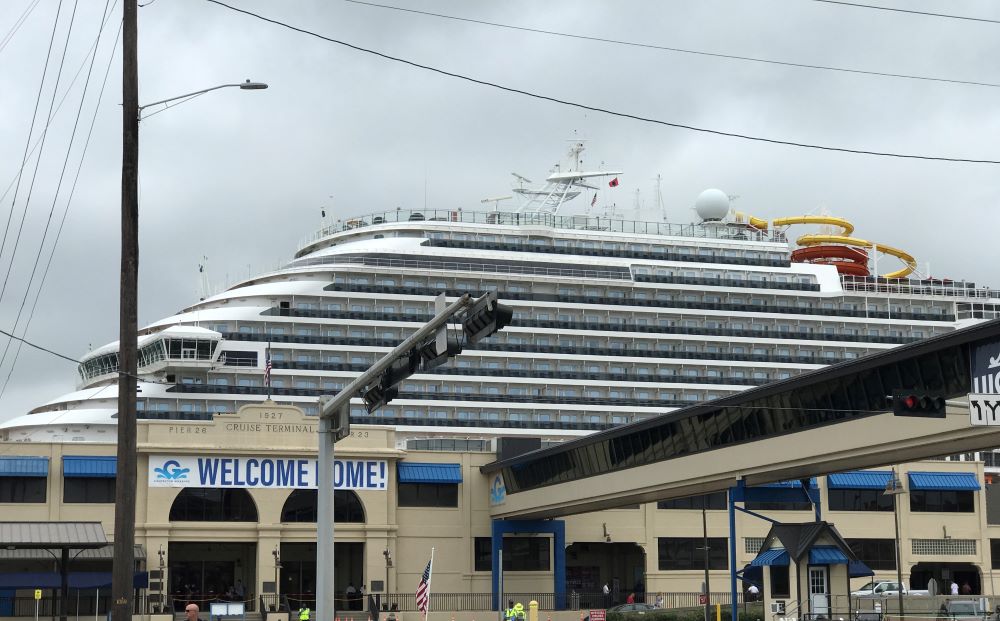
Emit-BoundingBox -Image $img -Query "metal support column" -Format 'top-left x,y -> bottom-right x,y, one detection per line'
729,487 -> 738,621
316,415 -> 337,621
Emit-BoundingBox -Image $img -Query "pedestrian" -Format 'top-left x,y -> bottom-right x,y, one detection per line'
603,583 -> 610,607
504,600 -> 515,621
655,594 -> 664,609
235,580 -> 245,600
747,584 -> 760,602
961,582 -> 972,595
512,602 -> 526,621
347,583 -> 357,610
298,606 -> 310,621
626,593 -> 635,605
951,580 -> 959,596
185,604 -> 200,621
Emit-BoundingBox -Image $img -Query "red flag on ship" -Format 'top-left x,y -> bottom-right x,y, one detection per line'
609,177 -> 619,188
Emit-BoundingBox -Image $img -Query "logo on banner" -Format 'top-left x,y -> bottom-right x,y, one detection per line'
969,339 -> 1000,427
489,473 -> 506,506
153,460 -> 190,481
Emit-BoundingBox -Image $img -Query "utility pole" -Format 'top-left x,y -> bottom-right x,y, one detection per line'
111,2 -> 138,621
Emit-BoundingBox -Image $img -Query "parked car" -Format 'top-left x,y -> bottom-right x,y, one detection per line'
937,600 -> 989,620
852,581 -> 929,597
608,603 -> 658,614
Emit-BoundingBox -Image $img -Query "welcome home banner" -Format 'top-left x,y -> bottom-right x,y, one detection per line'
148,455 -> 388,490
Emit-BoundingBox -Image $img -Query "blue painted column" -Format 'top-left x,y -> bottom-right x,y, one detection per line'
729,487 -> 738,621
492,520 -> 503,611
553,521 -> 566,610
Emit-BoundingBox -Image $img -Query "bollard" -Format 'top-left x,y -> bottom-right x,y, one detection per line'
715,603 -> 720,621
529,601 -> 539,621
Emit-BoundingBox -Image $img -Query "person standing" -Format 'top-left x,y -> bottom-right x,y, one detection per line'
602,583 -> 610,608
185,604 -> 200,621
298,606 -> 310,621
951,580 -> 959,596
747,584 -> 760,602
626,593 -> 635,605
346,583 -> 357,610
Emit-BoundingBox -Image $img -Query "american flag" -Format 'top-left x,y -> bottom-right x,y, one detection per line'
264,348 -> 272,387
415,554 -> 433,617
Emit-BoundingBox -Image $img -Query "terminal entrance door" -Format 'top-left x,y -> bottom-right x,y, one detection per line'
565,542 -> 645,607
169,542 -> 257,609
808,567 -> 829,616
911,563 -> 981,594
280,542 -> 364,611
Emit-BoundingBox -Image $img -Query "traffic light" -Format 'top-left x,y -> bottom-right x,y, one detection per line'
417,333 -> 462,370
892,389 -> 946,418
363,353 -> 420,413
463,291 -> 514,343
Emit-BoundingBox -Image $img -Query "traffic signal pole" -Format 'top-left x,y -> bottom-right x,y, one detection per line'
315,293 -> 475,621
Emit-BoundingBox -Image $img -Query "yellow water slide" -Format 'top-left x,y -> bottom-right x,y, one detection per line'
733,211 -> 769,230
796,234 -> 917,279
771,215 -> 855,236
770,215 -> 916,279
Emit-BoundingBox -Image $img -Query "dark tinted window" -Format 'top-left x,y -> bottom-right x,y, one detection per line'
829,489 -> 894,512
658,492 -> 728,510
280,489 -> 365,522
169,488 -> 258,521
909,490 -> 974,513
658,537 -> 727,570
474,536 -> 550,572
991,540 -> 1000,569
745,501 -> 813,511
847,538 -> 896,571
0,477 -> 46,503
222,350 -> 257,366
770,565 -> 790,598
64,477 -> 115,503
398,482 -> 458,507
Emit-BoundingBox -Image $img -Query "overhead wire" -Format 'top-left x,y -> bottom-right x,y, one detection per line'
0,0 -> 66,303
203,0 -> 1000,165
0,0 -> 42,56
345,0 -> 1000,90
0,1 -> 122,208
806,0 -> 1000,25
0,0 -> 117,398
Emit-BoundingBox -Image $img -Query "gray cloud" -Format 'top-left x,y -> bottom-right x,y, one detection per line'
0,0 -> 997,421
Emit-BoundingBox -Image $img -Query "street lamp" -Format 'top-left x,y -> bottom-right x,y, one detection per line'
109,31 -> 268,618
138,79 -> 268,119
884,469 -> 907,621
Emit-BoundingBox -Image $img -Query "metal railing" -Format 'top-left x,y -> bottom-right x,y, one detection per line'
298,209 -> 779,251
0,593 -> 157,617
841,275 -> 997,300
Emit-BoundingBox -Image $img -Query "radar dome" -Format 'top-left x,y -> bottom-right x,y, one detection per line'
694,189 -> 730,222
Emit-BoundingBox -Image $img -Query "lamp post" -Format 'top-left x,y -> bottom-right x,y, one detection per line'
884,469 -> 907,621
138,80 -> 268,118
111,8 -> 267,621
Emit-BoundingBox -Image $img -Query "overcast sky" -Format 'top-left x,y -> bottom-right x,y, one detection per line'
0,0 -> 997,423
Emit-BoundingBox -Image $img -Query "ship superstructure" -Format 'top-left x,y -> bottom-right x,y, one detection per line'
2,150 -> 998,449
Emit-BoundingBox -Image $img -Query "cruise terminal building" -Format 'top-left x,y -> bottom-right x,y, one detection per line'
2,401 -> 1000,617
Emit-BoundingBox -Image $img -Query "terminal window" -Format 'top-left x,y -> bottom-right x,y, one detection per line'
473,537 -> 550,572
63,477 -> 115,503
397,482 -> 458,508
657,537 -> 727,571
909,490 -> 974,513
0,477 -> 46,503
828,489 -> 894,512
846,539 -> 896,571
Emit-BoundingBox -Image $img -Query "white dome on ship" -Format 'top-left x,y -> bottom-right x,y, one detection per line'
694,189 -> 730,222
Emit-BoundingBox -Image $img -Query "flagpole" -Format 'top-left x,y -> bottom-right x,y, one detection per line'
426,548 -> 435,620
266,342 -> 272,400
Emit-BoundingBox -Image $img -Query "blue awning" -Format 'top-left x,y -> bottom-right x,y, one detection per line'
849,560 -> 876,577
0,457 -> 48,477
397,462 -> 462,484
63,456 -> 116,478
908,471 -> 980,491
828,471 -> 893,490
750,549 -> 789,566
809,546 -> 849,564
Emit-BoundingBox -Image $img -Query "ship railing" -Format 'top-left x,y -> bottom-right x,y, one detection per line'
288,254 -> 633,281
298,208 -> 779,250
841,274 -> 997,300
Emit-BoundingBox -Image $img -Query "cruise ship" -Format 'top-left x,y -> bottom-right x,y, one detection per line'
2,144 -> 998,449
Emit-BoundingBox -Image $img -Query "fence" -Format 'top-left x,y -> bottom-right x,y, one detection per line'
0,593 -> 157,618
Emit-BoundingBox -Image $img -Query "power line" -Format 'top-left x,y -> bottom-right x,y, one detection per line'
807,0 -> 1000,25
0,0 -> 42,56
0,0 -> 116,398
0,326 -> 78,365
204,0 -> 1000,165
0,3 -> 122,208
345,0 -> 1000,90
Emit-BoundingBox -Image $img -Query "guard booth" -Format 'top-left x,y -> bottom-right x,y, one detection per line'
750,522 -> 861,620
